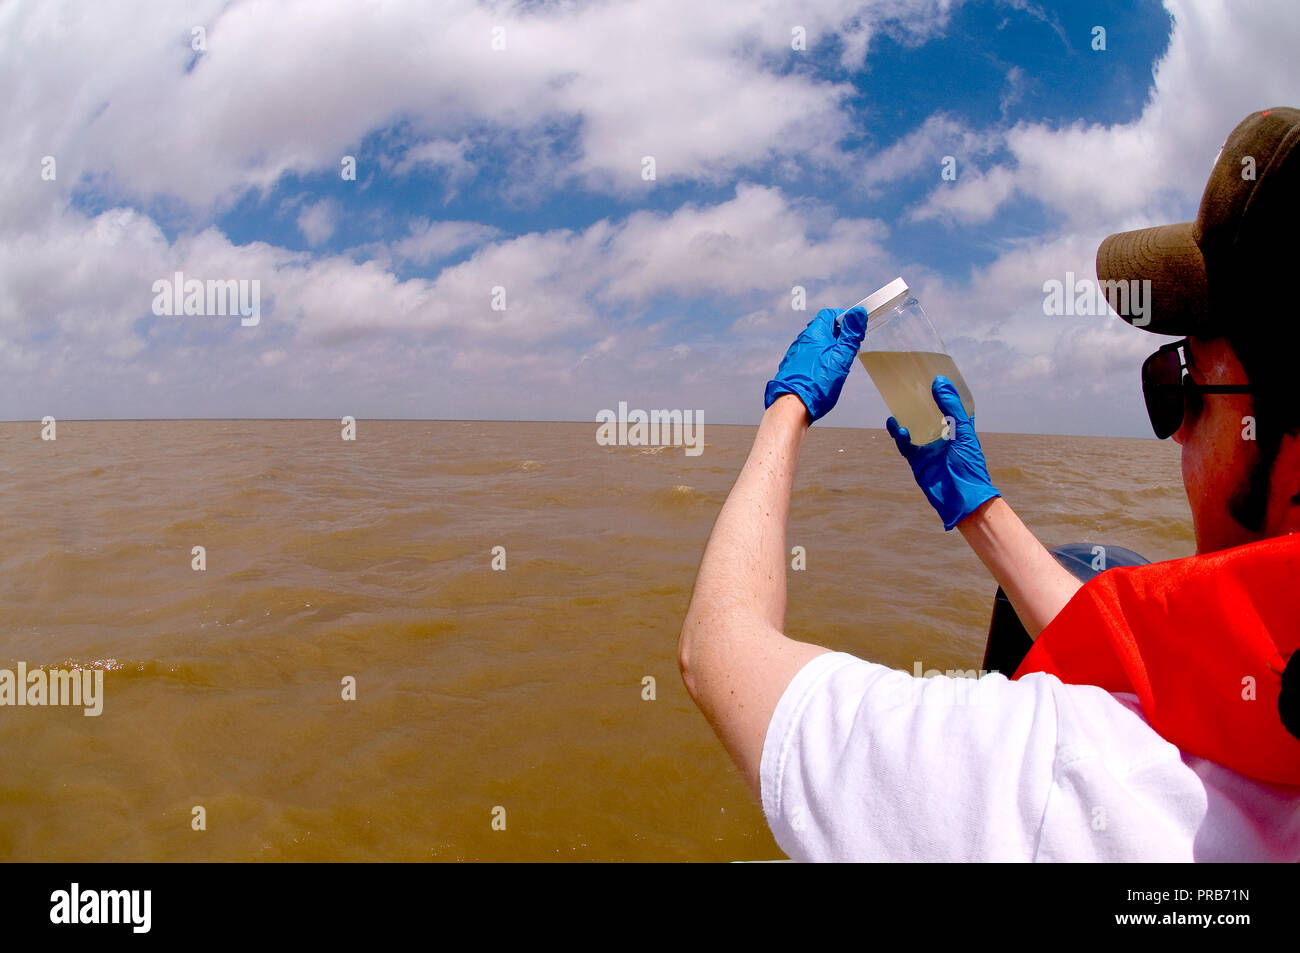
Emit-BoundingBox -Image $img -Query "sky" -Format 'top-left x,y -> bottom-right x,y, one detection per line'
2,0 -> 1299,435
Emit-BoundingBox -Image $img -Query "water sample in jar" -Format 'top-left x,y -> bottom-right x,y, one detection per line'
853,277 -> 975,445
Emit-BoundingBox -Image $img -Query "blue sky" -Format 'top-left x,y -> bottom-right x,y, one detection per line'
3,0 -> 1299,434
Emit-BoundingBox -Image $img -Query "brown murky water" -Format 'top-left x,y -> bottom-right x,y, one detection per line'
0,420 -> 1190,860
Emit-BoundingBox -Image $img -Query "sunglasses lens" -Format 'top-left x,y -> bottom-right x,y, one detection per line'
1142,346 -> 1184,439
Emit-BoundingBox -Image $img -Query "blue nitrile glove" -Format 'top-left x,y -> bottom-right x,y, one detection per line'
886,375 -> 1001,531
764,306 -> 868,422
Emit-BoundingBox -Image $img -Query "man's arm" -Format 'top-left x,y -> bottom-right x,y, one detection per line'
957,496 -> 1084,640
678,394 -> 830,801
887,377 -> 1083,641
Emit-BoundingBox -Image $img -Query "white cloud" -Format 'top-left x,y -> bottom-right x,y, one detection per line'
0,184 -> 885,417
913,0 -> 1300,233
999,64 -> 1027,120
899,0 -> 1300,434
0,207 -> 170,361
860,112 -> 1000,194
282,183 -> 886,343
4,0 -> 1300,435
909,164 -> 1017,225
0,0 -> 967,218
598,184 -> 887,303
392,219 -> 501,267
391,138 -> 476,186
297,200 -> 337,247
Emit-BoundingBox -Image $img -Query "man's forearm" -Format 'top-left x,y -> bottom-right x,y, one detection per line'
682,393 -> 808,640
958,496 -> 1084,640
678,309 -> 861,798
677,394 -> 829,796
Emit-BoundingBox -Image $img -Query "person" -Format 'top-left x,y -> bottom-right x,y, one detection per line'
678,107 -> 1300,861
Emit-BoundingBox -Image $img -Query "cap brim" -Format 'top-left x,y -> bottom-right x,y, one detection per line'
1095,221 -> 1209,335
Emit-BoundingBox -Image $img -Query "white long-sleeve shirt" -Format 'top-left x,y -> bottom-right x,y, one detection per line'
760,652 -> 1300,861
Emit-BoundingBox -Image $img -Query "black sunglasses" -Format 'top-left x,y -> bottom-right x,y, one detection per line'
1141,338 -> 1253,439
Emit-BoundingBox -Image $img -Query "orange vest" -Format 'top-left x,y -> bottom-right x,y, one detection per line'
1013,533 -> 1300,786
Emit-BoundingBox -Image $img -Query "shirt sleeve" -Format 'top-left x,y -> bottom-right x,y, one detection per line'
759,652 -> 1065,862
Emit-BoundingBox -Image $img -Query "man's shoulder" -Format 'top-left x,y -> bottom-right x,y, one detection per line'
781,652 -> 1278,808
769,652 -> 1300,861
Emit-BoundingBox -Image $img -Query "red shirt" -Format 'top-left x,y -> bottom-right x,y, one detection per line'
1014,533 -> 1300,786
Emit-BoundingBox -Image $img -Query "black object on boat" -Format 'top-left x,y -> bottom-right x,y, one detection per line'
981,542 -> 1150,677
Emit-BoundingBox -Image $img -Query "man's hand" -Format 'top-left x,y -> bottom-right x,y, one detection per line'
887,375 -> 1083,638
764,306 -> 868,423
886,375 -> 1001,530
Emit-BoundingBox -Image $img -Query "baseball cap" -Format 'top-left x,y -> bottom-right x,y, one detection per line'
1096,106 -> 1300,336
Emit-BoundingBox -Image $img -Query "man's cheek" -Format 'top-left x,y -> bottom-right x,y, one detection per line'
1182,452 -> 1215,529
1180,447 -> 1197,504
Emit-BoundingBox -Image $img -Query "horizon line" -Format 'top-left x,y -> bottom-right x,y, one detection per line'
2,416 -> 1160,440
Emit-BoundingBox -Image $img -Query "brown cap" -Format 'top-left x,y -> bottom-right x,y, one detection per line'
1096,107 -> 1300,335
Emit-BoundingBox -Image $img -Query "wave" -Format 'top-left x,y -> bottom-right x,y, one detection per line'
647,484 -> 719,511
0,657 -> 217,686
